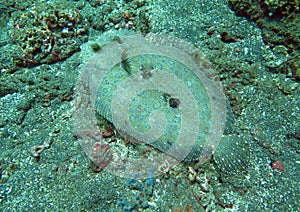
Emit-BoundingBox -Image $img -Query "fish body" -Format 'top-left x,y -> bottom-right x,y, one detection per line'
79,33 -> 249,175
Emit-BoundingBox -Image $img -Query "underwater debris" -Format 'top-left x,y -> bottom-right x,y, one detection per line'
30,136 -> 53,159
271,160 -> 284,172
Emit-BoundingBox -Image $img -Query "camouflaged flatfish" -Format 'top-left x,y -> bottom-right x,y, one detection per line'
78,33 -> 249,174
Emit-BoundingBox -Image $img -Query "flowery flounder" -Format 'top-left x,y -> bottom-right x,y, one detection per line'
73,32 -> 249,178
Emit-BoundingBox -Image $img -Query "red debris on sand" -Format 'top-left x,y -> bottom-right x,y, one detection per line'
90,142 -> 112,169
271,161 -> 284,172
101,126 -> 114,138
77,130 -> 113,170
